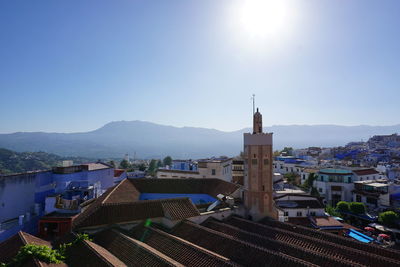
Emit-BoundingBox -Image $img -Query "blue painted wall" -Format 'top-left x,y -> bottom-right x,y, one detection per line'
1,166 -> 114,224
139,193 -> 216,204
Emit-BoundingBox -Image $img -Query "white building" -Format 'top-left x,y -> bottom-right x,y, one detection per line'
353,180 -> 390,210
275,194 -> 326,221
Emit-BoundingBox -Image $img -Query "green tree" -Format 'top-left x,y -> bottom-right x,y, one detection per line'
284,173 -> 298,185
378,211 -> 399,227
310,187 -> 320,197
138,163 -> 146,171
303,173 -> 317,190
163,156 -> 172,167
273,150 -> 281,157
281,147 -> 294,156
108,160 -> 116,168
349,202 -> 366,214
119,159 -> 130,169
325,205 -> 340,217
148,159 -> 158,175
157,160 -> 163,168
336,201 -> 350,212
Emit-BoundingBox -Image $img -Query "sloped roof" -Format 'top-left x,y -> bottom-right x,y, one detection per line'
353,168 -> 380,176
129,225 -> 238,267
67,239 -> 126,267
73,178 -> 239,229
73,197 -> 200,229
94,229 -> 183,267
130,178 -> 240,198
310,216 -> 343,228
0,232 -> 66,267
275,200 -> 324,209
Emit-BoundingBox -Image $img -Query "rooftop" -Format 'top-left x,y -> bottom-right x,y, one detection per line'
353,168 -> 380,176
3,214 -> 400,266
73,178 -> 240,229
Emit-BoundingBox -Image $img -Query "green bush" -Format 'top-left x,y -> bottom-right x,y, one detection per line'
4,233 -> 92,267
7,244 -> 64,266
378,211 -> 399,227
349,202 -> 366,214
325,205 -> 340,217
336,201 -> 350,212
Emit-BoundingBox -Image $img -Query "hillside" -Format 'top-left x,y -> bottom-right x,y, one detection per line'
0,121 -> 399,159
0,148 -> 92,174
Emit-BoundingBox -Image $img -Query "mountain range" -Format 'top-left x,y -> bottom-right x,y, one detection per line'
0,121 -> 399,159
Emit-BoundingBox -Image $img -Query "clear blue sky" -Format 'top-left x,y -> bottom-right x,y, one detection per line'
0,0 -> 399,133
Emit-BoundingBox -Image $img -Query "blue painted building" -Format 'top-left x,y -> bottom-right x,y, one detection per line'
0,162 -> 114,241
171,160 -> 198,171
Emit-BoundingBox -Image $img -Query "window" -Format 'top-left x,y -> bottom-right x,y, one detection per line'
356,195 -> 361,202
284,211 -> 289,216
366,197 -> 377,205
252,159 -> 258,165
212,169 -> 216,175
263,159 -> 269,165
310,211 -> 316,216
319,188 -> 322,192
262,185 -> 265,191
296,211 -> 302,217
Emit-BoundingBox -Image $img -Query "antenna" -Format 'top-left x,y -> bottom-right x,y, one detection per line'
251,94 -> 255,115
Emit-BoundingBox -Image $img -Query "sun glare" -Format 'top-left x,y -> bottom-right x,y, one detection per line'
234,0 -> 291,40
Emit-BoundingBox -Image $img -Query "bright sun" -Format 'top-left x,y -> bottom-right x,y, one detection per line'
234,0 -> 291,40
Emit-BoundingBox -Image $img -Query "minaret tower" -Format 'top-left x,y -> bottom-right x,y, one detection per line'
243,107 -> 277,220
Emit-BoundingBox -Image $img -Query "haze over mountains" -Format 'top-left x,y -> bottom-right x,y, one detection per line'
0,121 -> 399,159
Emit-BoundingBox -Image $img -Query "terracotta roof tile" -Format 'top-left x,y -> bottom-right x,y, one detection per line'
259,217 -> 400,265
74,198 -> 199,229
353,168 -> 380,176
74,177 -> 239,229
201,219 -> 354,267
129,225 -> 238,267
67,240 -> 126,267
94,229 -> 183,267
129,178 -> 240,198
0,232 -> 66,267
171,221 -> 315,267
310,216 -> 343,228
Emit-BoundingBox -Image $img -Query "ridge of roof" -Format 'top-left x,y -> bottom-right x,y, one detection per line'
147,226 -> 232,262
94,229 -> 184,267
116,231 -> 184,267
82,240 -> 127,266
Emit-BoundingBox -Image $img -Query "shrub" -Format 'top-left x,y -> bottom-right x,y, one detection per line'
349,202 -> 366,214
336,201 -> 350,212
8,244 -> 64,266
378,211 -> 399,227
325,205 -> 340,217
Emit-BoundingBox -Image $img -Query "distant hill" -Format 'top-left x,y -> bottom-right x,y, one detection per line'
0,148 -> 92,174
0,121 -> 399,159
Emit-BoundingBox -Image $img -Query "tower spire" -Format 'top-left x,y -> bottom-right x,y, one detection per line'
253,108 -> 263,134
